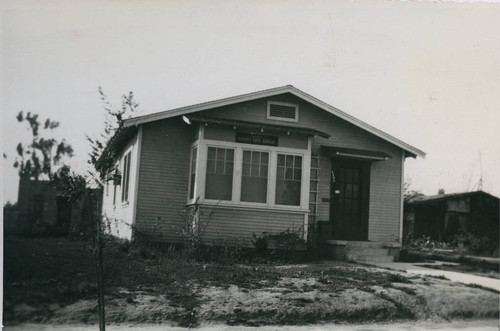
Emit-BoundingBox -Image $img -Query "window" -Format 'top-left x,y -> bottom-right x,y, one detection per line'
189,138 -> 309,210
205,147 -> 234,200
241,150 -> 269,203
189,146 -> 197,199
121,152 -> 131,203
267,101 -> 298,122
275,154 -> 302,206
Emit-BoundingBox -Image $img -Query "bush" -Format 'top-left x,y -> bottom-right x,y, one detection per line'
268,227 -> 306,252
251,232 -> 269,257
450,233 -> 498,256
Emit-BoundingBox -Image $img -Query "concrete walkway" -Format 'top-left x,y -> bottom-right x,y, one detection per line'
5,320 -> 499,331
363,261 -> 500,292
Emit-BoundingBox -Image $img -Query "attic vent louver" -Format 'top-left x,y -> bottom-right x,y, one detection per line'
267,101 -> 299,122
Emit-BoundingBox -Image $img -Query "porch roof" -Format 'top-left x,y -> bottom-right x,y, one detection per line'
187,115 -> 331,139
321,146 -> 392,161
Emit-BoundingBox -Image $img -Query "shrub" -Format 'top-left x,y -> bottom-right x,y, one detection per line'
268,227 -> 306,252
450,233 -> 498,256
251,232 -> 269,257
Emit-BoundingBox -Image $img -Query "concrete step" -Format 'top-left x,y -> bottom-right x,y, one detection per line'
345,241 -> 386,248
345,247 -> 391,257
346,254 -> 394,263
323,240 -> 400,262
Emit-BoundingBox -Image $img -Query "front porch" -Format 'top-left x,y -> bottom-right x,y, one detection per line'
307,148 -> 404,262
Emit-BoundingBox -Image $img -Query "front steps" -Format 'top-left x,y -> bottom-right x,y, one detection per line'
323,240 -> 401,262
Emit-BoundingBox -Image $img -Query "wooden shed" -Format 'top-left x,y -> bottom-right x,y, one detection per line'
404,191 -> 499,246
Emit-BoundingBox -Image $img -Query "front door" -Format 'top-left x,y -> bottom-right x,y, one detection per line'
330,159 -> 370,241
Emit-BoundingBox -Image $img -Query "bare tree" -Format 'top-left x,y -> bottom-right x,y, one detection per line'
13,111 -> 73,180
54,88 -> 140,331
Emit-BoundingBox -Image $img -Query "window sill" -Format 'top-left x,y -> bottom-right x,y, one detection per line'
188,200 -> 308,214
121,202 -> 130,208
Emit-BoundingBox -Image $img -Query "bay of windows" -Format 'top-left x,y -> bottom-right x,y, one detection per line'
188,142 -> 307,209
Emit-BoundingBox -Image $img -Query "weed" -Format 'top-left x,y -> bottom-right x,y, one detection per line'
426,274 -> 449,280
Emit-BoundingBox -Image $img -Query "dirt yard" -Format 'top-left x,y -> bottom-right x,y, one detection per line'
4,237 -> 499,328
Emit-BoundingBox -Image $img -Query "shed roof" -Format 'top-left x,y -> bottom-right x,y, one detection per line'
407,190 -> 499,205
123,85 -> 425,158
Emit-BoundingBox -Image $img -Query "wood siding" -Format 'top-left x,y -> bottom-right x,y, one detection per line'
135,117 -> 194,243
198,93 -> 404,242
101,132 -> 138,240
204,123 -> 308,149
199,205 -> 304,246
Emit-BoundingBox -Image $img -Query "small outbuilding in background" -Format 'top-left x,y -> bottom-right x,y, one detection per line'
404,190 -> 499,254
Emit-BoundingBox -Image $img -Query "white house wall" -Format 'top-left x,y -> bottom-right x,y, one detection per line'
101,132 -> 139,240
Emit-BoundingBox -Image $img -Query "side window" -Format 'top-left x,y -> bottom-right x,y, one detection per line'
189,146 -> 197,200
121,152 -> 131,203
205,147 -> 234,201
275,154 -> 302,206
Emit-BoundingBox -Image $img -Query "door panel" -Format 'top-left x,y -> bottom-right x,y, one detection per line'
330,159 -> 370,240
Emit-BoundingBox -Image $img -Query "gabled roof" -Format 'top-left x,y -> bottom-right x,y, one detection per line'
407,190 -> 499,205
123,85 -> 425,158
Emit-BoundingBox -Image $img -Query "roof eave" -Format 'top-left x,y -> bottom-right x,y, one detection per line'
123,85 -> 425,158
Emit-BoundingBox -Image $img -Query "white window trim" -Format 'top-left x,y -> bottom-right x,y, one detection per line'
187,142 -> 199,204
188,137 -> 311,212
121,149 -> 132,206
266,101 -> 299,123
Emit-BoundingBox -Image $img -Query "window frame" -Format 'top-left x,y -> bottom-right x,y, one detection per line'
275,153 -> 303,207
188,136 -> 311,212
121,151 -> 131,204
204,145 -> 236,202
240,149 -> 270,204
188,144 -> 198,202
266,101 -> 299,123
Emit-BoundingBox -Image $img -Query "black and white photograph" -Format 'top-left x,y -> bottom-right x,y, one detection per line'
2,1 -> 499,330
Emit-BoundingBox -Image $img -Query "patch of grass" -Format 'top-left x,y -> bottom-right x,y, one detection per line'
420,263 -> 500,280
464,283 -> 500,294
4,237 -> 499,327
426,274 -> 450,280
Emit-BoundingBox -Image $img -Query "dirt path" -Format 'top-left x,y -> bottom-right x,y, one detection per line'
5,319 -> 499,331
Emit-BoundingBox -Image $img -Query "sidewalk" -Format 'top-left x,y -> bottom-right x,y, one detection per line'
4,319 -> 499,331
363,261 -> 500,292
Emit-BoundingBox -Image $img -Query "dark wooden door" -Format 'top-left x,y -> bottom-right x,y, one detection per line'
330,159 -> 370,241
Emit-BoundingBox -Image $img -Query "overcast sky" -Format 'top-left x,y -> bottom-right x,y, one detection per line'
2,0 -> 500,204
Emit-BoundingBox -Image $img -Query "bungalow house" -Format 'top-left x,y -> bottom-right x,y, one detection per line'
101,86 -> 425,261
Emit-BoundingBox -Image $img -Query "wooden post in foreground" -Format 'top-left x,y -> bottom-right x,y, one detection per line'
91,191 -> 106,331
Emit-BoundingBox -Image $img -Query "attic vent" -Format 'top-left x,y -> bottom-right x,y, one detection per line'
267,102 -> 298,122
